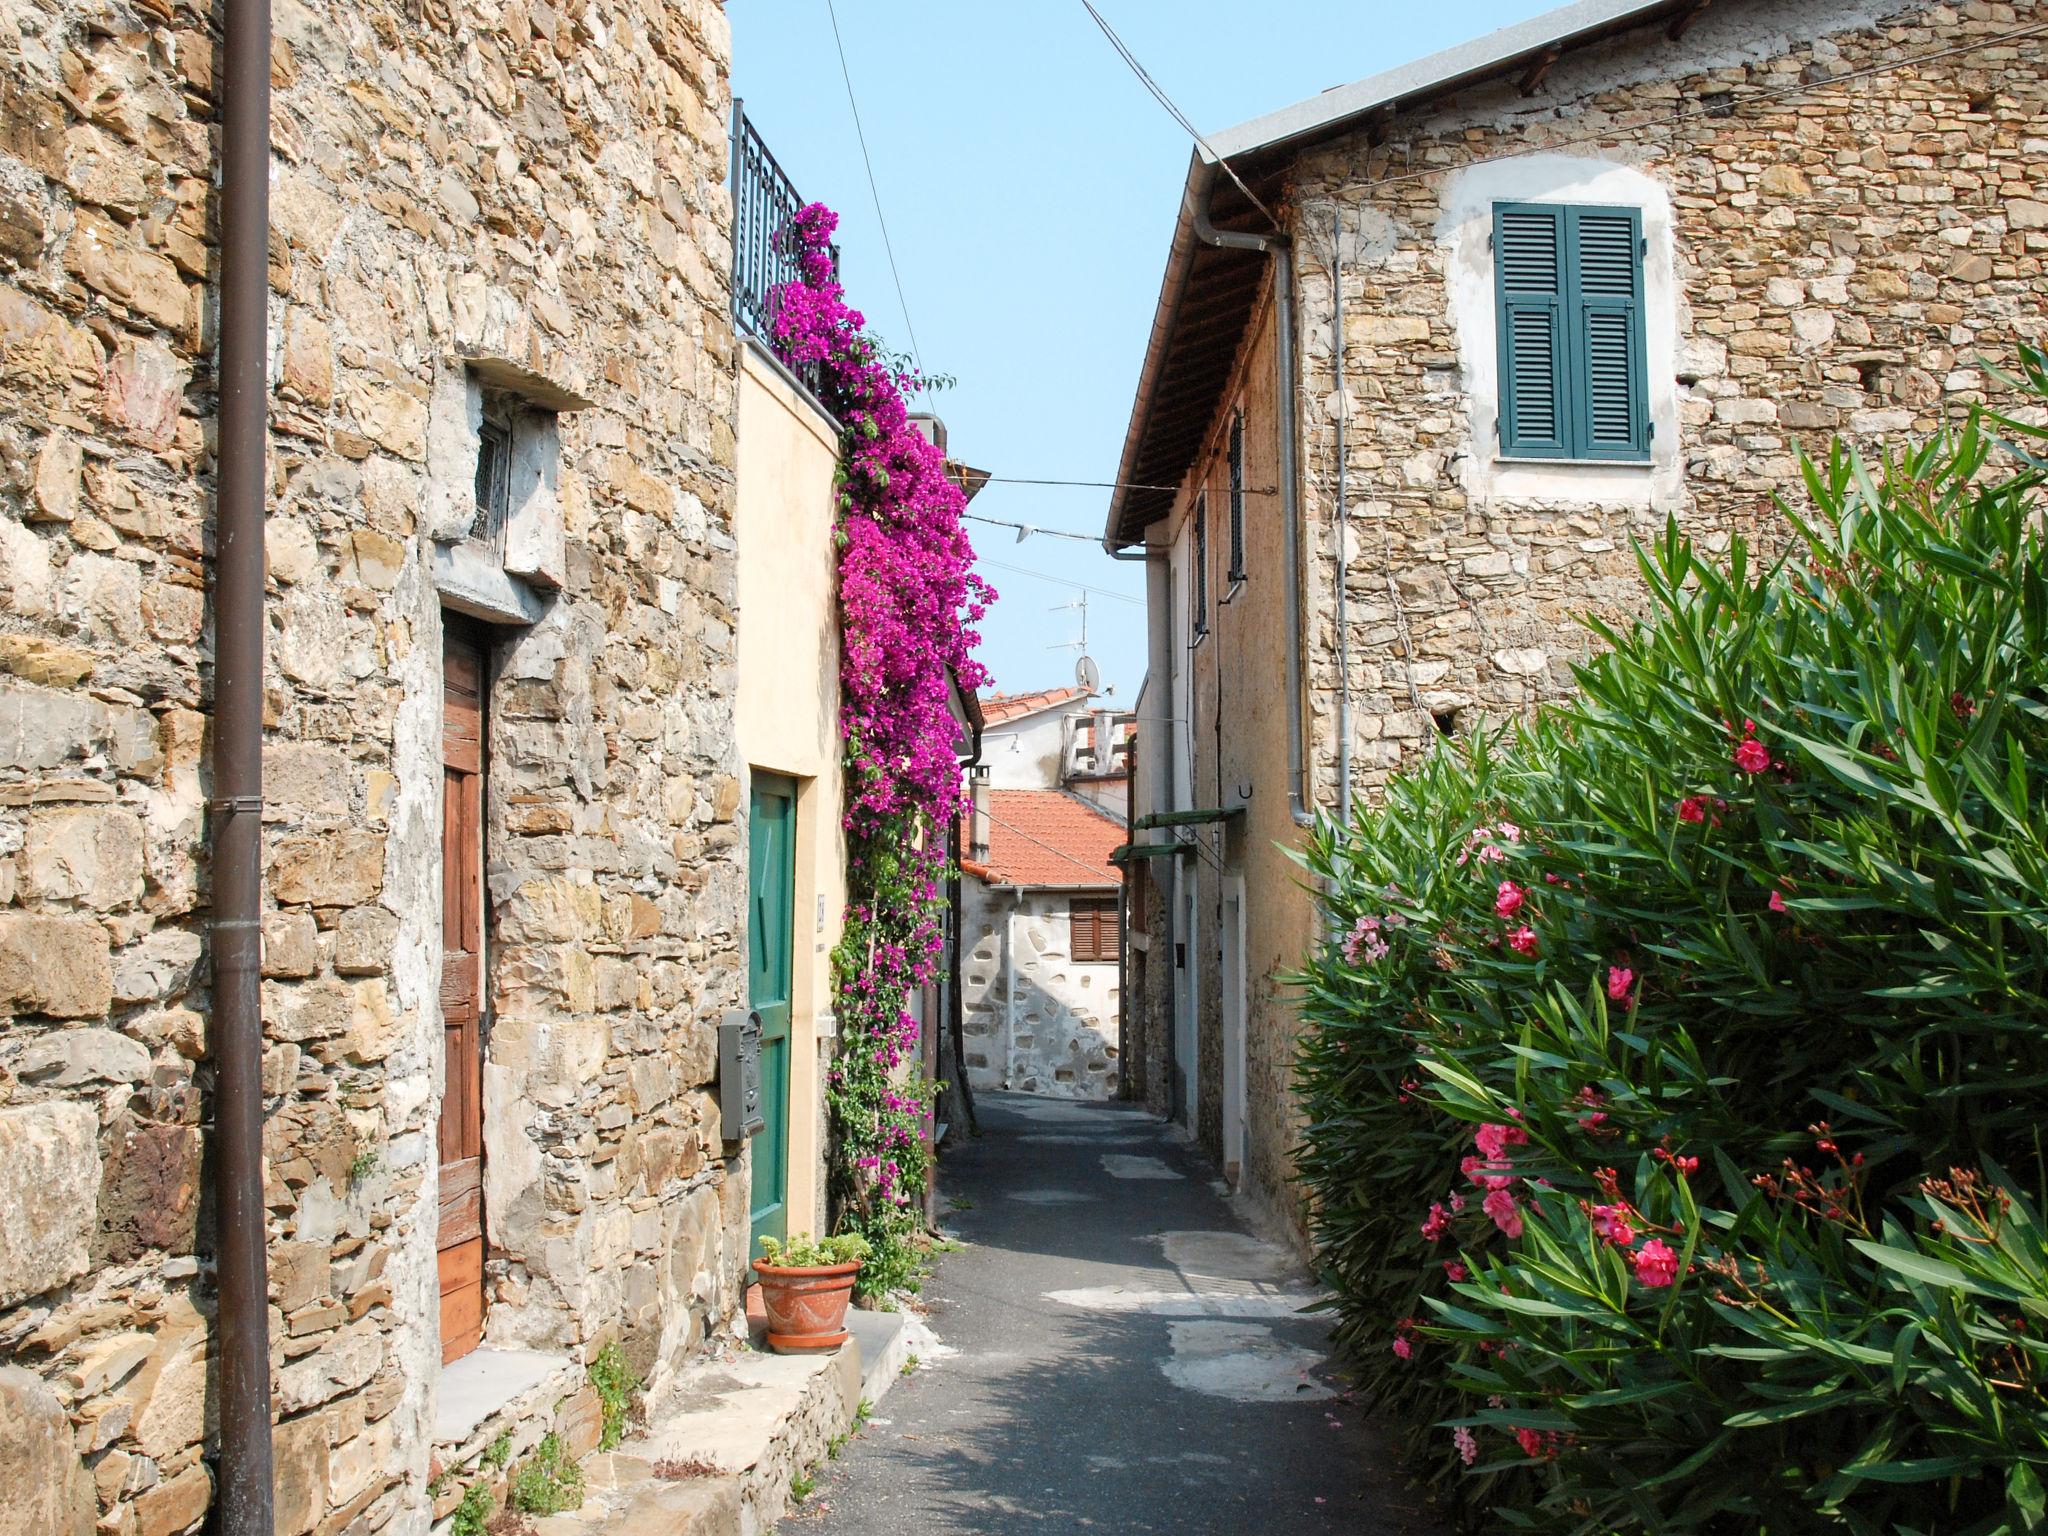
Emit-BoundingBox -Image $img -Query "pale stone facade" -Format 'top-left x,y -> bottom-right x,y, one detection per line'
0,2 -> 748,1535
958,887 -> 1120,1101
1118,0 -> 2048,1247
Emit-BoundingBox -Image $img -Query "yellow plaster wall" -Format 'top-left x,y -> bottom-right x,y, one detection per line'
736,341 -> 845,1241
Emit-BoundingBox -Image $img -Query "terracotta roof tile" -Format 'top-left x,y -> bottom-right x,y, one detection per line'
960,789 -> 1121,889
979,686 -> 1089,725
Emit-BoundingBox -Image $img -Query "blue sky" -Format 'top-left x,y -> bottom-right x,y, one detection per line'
729,1 -> 1557,706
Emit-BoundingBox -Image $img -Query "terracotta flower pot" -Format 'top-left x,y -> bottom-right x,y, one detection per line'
753,1260 -> 861,1353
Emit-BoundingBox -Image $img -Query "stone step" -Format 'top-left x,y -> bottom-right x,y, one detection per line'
538,1341 -> 863,1536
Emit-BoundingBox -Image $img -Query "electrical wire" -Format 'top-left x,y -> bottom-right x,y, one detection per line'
977,475 -> 1279,494
977,558 -> 1145,606
823,0 -> 924,374
963,513 -> 1101,543
1080,0 -> 1283,233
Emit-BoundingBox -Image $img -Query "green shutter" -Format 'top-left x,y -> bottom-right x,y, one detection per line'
1494,202 -> 1650,462
1494,204 -> 1568,457
1566,206 -> 1649,461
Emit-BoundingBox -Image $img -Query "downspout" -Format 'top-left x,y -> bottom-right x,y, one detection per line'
213,0 -> 274,1527
1331,210 -> 1352,831
1190,171 -> 1312,829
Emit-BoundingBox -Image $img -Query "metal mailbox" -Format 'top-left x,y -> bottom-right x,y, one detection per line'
717,1008 -> 765,1144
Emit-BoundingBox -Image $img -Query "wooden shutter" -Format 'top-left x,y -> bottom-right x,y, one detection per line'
1192,493 -> 1208,634
1070,897 -> 1118,963
1226,412 -> 1246,581
1494,204 -> 1568,458
1567,206 -> 1649,460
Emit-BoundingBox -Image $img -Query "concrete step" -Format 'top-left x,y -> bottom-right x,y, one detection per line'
845,1308 -> 908,1406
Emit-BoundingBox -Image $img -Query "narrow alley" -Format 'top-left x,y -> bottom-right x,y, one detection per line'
798,1095 -> 1442,1536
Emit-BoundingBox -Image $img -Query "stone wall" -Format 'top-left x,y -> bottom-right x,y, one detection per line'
1290,0 -> 2048,802
958,885 -> 1119,1100
0,0 -> 745,1532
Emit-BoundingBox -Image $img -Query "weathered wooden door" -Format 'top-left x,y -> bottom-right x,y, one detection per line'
439,625 -> 487,1364
748,775 -> 795,1258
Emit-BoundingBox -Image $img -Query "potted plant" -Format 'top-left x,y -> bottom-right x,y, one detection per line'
751,1233 -> 870,1354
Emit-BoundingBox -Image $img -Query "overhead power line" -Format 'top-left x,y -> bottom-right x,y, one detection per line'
1080,0 -> 1282,232
978,558 -> 1145,607
823,0 -> 924,374
963,513 -> 1101,543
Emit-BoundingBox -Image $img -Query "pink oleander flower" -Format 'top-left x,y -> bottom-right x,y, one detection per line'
1442,1260 -> 1468,1283
1449,1192 -> 1467,1213
1676,795 -> 1708,824
1607,965 -> 1634,1002
1590,1203 -> 1636,1247
1453,1426 -> 1479,1465
1734,736 -> 1771,775
1769,888 -> 1787,913
1494,880 -> 1526,918
1633,1238 -> 1680,1287
1506,925 -> 1540,957
1482,1187 -> 1524,1239
1391,1334 -> 1414,1360
1343,913 -> 1390,966
1420,1203 -> 1452,1243
1473,1121 -> 1528,1161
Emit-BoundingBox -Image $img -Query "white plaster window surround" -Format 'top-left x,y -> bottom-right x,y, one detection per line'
426,356 -> 592,626
1439,155 -> 1686,510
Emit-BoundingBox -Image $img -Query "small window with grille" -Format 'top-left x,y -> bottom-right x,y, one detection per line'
472,406 -> 513,553
1069,896 -> 1121,963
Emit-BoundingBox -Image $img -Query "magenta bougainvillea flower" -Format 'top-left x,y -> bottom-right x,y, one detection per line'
770,203 -> 994,1267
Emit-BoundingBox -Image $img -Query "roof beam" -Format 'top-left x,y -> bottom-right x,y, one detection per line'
1518,46 -> 1562,96
1666,0 -> 1713,41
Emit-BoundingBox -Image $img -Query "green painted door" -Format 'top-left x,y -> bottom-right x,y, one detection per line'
748,774 -> 796,1259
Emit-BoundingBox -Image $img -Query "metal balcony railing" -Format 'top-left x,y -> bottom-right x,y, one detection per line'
729,100 -> 838,390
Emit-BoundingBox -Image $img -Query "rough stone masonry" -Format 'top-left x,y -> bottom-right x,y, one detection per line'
0,0 -> 750,1533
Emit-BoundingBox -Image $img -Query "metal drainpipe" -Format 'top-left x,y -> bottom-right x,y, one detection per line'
1190,175 -> 1312,828
213,0 -> 274,1526
1331,210 -> 1352,831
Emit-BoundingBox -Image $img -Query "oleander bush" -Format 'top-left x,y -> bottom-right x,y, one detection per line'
1295,348 -> 2048,1534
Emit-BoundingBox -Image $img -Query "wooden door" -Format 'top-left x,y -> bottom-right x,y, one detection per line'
747,775 -> 795,1258
438,625 -> 487,1364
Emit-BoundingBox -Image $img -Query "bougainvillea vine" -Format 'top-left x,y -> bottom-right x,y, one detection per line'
770,203 -> 992,1293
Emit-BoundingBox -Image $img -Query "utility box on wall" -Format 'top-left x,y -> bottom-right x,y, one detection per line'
717,1009 -> 766,1144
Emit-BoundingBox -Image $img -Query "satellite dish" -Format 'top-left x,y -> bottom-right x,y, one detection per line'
1075,655 -> 1101,693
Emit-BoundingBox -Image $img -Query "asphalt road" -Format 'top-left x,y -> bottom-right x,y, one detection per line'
788,1093 -> 1445,1536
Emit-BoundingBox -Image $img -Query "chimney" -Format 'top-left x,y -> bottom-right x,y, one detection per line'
1094,708 -> 1119,775
969,771 -> 991,863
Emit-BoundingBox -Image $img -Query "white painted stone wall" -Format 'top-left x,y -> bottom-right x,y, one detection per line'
958,883 -> 1119,1100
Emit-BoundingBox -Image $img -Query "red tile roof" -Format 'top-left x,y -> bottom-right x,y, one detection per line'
979,686 -> 1089,725
961,789 -> 1121,890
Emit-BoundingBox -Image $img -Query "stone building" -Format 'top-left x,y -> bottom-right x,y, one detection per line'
1107,0 -> 2048,1241
957,772 -> 1123,1102
0,0 -> 757,1531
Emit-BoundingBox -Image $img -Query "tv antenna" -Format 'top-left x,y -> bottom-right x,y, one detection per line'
1048,593 -> 1100,695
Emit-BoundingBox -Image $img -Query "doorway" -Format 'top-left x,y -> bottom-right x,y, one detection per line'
438,621 -> 487,1364
748,773 -> 796,1257
1220,876 -> 1247,1185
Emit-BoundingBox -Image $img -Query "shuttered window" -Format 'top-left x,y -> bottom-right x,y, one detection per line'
1493,202 -> 1649,462
1070,897 -> 1121,963
1226,411 -> 1246,583
1192,492 -> 1209,635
